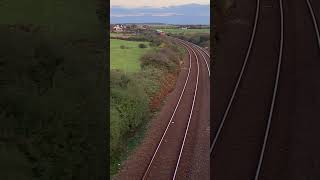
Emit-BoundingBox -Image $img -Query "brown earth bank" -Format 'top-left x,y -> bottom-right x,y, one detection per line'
149,72 -> 178,111
212,0 -> 320,179
113,39 -> 210,180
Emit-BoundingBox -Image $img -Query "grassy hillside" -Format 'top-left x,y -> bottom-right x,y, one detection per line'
110,39 -> 150,73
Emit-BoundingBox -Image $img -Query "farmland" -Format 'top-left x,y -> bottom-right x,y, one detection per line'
110,39 -> 150,73
159,28 -> 210,35
110,32 -> 134,39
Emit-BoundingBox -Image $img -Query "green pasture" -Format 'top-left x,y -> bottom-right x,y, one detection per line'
110,39 -> 150,73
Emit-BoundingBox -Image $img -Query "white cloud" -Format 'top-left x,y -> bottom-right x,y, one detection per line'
111,13 -> 146,17
151,13 -> 183,17
110,0 -> 209,8
111,12 -> 183,17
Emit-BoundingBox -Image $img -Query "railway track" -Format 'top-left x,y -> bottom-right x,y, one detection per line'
211,0 -> 284,179
175,38 -> 211,76
140,39 -> 210,180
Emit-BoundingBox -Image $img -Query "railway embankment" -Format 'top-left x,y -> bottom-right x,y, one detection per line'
110,33 -> 186,176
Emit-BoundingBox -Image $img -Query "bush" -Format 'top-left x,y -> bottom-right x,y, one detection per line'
170,33 -> 210,48
149,38 -> 162,47
140,46 -> 180,72
120,45 -> 129,49
138,43 -> 147,48
110,69 -> 150,174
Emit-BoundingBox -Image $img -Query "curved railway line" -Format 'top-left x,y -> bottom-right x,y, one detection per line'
175,38 -> 211,76
140,38 -> 210,180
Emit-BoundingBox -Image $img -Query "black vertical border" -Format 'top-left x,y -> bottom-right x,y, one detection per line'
210,0 -> 217,178
106,0 -> 111,178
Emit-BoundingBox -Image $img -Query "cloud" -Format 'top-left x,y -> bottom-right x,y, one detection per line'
111,12 -> 184,17
110,0 -> 209,8
151,13 -> 183,17
110,3 -> 209,24
111,13 -> 145,17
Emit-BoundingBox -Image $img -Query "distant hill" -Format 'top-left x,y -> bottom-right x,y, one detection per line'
110,4 -> 210,25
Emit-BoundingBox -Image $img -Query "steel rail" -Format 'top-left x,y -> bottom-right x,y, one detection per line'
195,44 -> 210,58
172,40 -> 200,180
175,38 -> 210,76
141,39 -> 198,180
186,41 -> 210,58
210,0 -> 261,155
305,0 -> 320,49
254,0 -> 284,179
193,44 -> 211,76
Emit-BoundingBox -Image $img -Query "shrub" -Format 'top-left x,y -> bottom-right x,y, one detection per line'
149,38 -> 162,47
110,70 -> 150,174
140,46 -> 179,73
138,43 -> 147,48
120,45 -> 127,49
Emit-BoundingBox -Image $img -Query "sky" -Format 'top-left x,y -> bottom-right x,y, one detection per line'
110,4 -> 210,25
110,0 -> 209,8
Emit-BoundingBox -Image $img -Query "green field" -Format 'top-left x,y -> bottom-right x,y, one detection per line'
110,39 -> 150,73
159,28 -> 210,34
110,32 -> 135,39
110,32 -> 119,37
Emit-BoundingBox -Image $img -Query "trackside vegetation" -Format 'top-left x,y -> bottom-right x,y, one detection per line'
170,32 -> 210,49
110,33 -> 186,176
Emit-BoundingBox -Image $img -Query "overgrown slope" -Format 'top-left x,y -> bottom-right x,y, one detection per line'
110,35 -> 186,175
